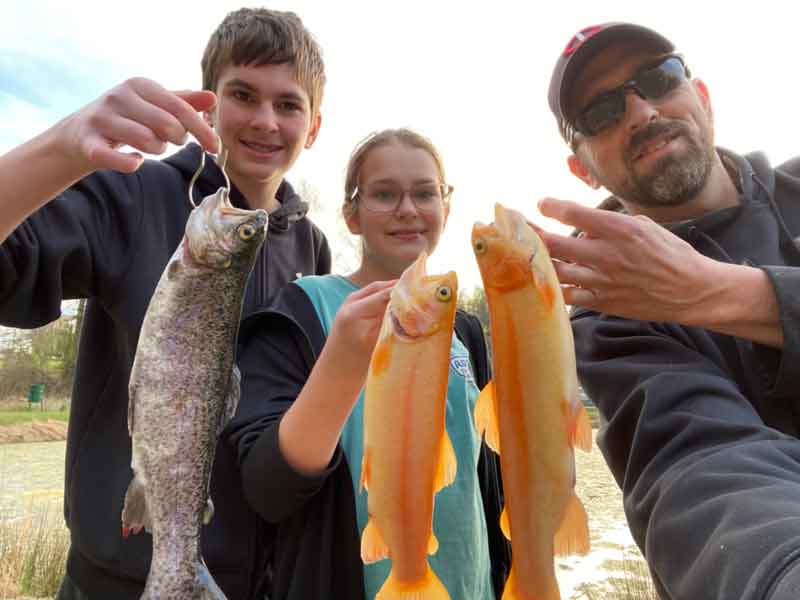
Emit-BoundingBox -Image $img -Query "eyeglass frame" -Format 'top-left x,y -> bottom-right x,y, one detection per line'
349,181 -> 454,214
567,54 -> 691,144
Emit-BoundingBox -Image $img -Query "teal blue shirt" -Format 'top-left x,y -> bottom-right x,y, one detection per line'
295,275 -> 493,600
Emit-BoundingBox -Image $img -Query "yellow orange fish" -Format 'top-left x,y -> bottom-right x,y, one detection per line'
360,251 -> 458,600
472,203 -> 592,600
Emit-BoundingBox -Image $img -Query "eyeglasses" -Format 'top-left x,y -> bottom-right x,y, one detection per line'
572,55 -> 691,138
350,182 -> 453,214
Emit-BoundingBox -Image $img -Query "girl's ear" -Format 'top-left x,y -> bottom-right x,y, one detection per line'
568,154 -> 601,190
344,204 -> 361,235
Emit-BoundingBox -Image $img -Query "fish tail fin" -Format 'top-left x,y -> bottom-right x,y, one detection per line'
196,560 -> 227,599
569,400 -> 593,453
554,492 -> 591,556
121,474 -> 150,537
474,380 -> 501,454
376,564 -> 451,600
427,530 -> 439,555
361,515 -> 390,564
434,429 -> 457,492
500,506 -> 511,541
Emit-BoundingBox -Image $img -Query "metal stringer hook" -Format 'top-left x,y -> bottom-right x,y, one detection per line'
187,100 -> 232,209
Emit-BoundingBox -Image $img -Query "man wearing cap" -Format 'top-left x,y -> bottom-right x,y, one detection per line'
537,22 -> 800,599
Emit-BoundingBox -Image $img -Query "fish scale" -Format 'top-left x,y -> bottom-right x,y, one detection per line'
122,188 -> 267,599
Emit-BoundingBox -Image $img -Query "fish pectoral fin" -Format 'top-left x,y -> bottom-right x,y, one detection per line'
360,447 -> 371,492
377,565 -> 451,600
474,380 -> 501,454
121,474 -> 151,537
569,401 -> 593,453
360,516 -> 390,564
196,559 -> 227,599
553,492 -> 591,556
434,430 -> 457,492
427,531 -> 439,555
500,506 -> 511,541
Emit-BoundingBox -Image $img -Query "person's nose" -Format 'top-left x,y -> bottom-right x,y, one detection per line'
623,90 -> 659,132
251,103 -> 280,132
394,191 -> 419,218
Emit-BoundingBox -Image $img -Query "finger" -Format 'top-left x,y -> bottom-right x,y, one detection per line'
538,197 -> 639,240
561,285 -> 599,309
131,80 -> 218,152
346,279 -> 397,302
553,260 -> 609,289
536,228 -> 608,267
85,144 -> 144,173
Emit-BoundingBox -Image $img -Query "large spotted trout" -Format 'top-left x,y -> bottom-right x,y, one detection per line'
472,203 -> 591,600
121,186 -> 267,599
360,251 -> 458,600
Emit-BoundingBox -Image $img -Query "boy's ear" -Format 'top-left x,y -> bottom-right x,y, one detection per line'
567,154 -> 601,190
304,113 -> 322,149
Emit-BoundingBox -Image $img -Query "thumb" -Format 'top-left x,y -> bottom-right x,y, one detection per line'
174,89 -> 217,113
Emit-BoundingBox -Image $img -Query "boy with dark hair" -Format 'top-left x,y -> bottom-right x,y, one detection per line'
0,8 -> 331,599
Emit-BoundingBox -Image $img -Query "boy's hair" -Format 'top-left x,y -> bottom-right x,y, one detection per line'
343,128 -> 449,215
201,7 -> 326,117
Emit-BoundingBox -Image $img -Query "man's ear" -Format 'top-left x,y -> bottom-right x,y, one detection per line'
305,112 -> 322,149
567,154 -> 601,190
692,79 -> 713,119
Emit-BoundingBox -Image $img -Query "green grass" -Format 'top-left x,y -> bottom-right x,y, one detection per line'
586,405 -> 601,428
0,409 -> 69,427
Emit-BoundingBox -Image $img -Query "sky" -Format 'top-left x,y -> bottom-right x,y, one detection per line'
2,0 -> 797,291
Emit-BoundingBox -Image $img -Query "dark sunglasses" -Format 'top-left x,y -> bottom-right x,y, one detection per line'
572,55 -> 691,138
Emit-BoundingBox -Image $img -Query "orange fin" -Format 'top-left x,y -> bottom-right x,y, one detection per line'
427,531 -> 439,556
434,429 -> 457,492
554,492 -> 590,556
361,516 -> 390,564
569,401 -> 593,453
500,565 -> 560,600
474,380 -> 501,454
360,447 -> 371,492
376,564 -> 451,600
500,506 -> 511,541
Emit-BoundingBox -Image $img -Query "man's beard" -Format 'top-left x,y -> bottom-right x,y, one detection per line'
613,120 -> 715,208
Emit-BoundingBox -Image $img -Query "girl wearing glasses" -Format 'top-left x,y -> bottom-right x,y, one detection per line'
232,128 -> 510,600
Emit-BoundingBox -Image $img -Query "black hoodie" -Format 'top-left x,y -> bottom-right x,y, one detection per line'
572,149 -> 800,599
0,143 -> 331,599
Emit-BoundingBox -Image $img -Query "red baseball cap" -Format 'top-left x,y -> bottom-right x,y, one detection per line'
548,22 -> 675,145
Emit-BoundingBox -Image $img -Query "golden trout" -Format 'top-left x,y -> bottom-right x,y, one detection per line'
472,203 -> 592,600
360,251 -> 458,600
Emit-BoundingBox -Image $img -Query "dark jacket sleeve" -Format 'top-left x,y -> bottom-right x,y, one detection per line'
0,170 -> 143,327
228,283 -> 345,523
573,309 -> 800,600
758,265 -> 800,398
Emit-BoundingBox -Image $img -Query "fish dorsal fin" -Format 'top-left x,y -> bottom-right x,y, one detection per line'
554,492 -> 591,556
474,380 -> 501,454
427,531 -> 439,555
360,516 -> 389,564
434,429 -> 457,492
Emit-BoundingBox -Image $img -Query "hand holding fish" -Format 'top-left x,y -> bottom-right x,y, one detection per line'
536,197 -> 782,346
61,77 -> 219,174
278,279 -> 395,476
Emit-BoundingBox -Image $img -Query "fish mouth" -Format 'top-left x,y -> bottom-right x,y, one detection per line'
390,311 -> 418,340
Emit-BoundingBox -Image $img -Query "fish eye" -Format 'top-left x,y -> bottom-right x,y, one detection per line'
435,285 -> 453,302
473,237 -> 487,255
238,223 -> 257,240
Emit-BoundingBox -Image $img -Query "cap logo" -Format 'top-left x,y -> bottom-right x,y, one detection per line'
563,25 -> 604,57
